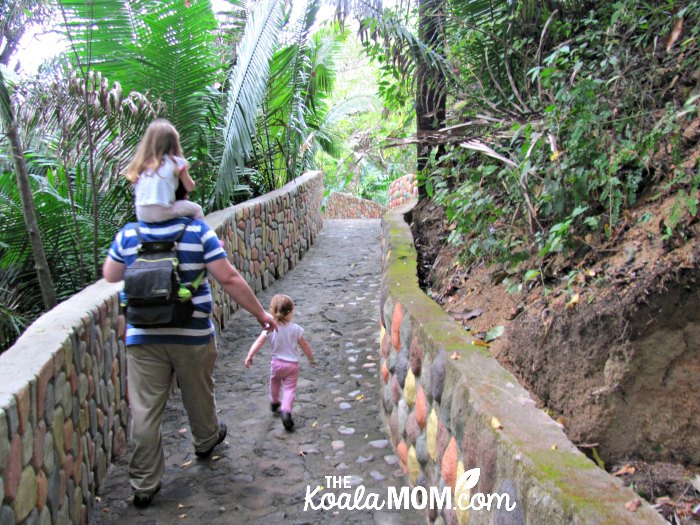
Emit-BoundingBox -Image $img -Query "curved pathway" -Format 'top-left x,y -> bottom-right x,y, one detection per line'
91,219 -> 424,525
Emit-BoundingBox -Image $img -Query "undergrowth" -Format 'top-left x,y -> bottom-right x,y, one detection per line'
427,0 -> 700,287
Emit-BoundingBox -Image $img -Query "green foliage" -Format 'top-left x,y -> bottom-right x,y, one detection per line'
317,33 -> 416,203
428,0 -> 700,279
0,280 -> 28,351
217,0 -> 284,207
1,0 -> 348,352
663,173 -> 700,239
59,0 -> 223,154
0,168 -> 132,352
1,60 -> 158,351
252,7 -> 343,194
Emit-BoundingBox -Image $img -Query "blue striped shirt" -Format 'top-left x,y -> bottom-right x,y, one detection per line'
108,218 -> 227,346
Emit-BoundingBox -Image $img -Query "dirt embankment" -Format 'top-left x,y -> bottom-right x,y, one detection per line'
409,195 -> 700,520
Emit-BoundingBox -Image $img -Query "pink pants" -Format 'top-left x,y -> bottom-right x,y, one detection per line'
270,358 -> 300,413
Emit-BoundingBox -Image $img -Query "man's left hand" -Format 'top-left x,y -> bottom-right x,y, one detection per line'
258,312 -> 278,332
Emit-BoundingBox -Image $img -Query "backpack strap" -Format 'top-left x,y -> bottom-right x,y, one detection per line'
169,219 -> 206,300
188,270 -> 206,293
173,218 -> 193,244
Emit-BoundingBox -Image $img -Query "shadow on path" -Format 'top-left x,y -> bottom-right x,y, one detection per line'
91,219 -> 425,525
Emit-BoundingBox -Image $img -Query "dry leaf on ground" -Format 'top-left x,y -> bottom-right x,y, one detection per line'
566,292 -> 580,309
612,464 -> 636,477
625,499 -> 641,512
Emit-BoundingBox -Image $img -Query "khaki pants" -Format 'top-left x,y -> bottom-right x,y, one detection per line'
126,337 -> 219,495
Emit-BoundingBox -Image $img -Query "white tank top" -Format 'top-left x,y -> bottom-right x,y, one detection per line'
266,322 -> 304,362
134,155 -> 186,207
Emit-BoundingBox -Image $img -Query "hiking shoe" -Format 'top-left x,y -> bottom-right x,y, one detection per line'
133,484 -> 161,509
270,402 -> 281,413
281,411 -> 294,431
195,421 -> 227,459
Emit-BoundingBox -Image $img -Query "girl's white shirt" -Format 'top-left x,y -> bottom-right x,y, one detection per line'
134,155 -> 187,207
266,322 -> 304,363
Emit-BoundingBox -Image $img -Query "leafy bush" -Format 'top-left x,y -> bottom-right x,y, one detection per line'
429,0 -> 700,278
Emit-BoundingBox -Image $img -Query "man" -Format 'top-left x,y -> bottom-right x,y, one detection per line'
103,216 -> 277,508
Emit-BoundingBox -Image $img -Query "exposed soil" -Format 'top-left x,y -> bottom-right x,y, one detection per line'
409,191 -> 700,524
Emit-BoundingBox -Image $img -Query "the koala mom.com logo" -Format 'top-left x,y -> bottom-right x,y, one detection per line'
303,468 -> 517,512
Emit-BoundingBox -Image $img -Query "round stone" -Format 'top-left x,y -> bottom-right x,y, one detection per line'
370,471 -> 386,481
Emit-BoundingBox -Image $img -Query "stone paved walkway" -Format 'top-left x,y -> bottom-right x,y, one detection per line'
90,219 -> 425,525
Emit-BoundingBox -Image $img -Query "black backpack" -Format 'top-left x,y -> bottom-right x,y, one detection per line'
123,220 -> 204,328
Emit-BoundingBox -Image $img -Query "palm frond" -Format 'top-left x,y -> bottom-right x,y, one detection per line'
360,12 -> 456,90
0,69 -> 13,129
216,0 -> 283,208
58,0 -> 136,73
59,0 -> 223,153
18,67 -> 161,187
280,0 -> 322,183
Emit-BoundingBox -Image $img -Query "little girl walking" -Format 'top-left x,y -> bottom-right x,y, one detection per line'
126,119 -> 204,222
245,294 -> 314,430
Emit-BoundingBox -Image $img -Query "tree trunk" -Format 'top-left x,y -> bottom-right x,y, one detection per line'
7,120 -> 57,310
416,0 -> 446,200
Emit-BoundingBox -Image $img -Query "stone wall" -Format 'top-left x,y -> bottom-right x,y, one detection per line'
206,171 -> 324,331
388,174 -> 417,209
378,201 -> 665,525
323,191 -> 386,219
0,171 -> 324,525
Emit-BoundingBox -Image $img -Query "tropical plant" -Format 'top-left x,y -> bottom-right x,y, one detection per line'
0,63 -> 158,352
427,0 -> 700,278
252,10 -> 346,194
312,29 -> 417,202
0,68 -> 56,310
59,0 -> 223,151
216,0 -> 284,208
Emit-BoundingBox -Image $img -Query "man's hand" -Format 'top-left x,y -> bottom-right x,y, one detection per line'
258,312 -> 278,332
207,259 -> 279,330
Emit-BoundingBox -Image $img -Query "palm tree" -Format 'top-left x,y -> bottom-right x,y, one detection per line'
0,69 -> 56,309
255,5 -> 345,191
0,65 -> 159,352
216,0 -> 284,208
416,0 -> 446,199
59,0 -> 223,152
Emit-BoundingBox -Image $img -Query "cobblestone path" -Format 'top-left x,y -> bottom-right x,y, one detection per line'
91,219 -> 425,525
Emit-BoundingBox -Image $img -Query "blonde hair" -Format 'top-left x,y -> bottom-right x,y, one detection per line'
270,294 -> 294,324
125,119 -> 185,183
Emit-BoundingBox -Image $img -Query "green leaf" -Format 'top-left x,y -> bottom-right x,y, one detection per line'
524,269 -> 540,282
0,70 -> 13,129
584,216 -> 600,229
484,325 -> 505,342
591,447 -> 605,470
59,0 -> 222,153
572,206 -> 588,217
425,176 -> 434,197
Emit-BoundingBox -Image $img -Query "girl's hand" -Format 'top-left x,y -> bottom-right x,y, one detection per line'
245,355 -> 253,368
179,166 -> 196,193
